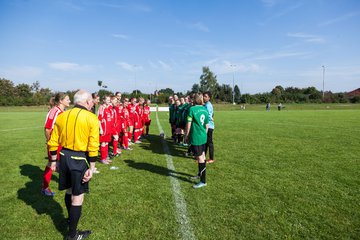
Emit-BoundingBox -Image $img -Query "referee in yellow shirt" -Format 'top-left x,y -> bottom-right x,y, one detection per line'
48,90 -> 99,240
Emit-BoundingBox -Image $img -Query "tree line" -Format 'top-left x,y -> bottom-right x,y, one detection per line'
0,67 -> 358,106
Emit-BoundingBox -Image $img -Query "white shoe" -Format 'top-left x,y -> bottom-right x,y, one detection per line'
193,182 -> 207,189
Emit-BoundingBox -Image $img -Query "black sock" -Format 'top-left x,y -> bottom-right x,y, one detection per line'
199,162 -> 206,183
68,205 -> 82,237
65,194 -> 72,217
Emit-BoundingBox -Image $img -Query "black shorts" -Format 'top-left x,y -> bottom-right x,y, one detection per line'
191,144 -> 206,157
58,149 -> 90,196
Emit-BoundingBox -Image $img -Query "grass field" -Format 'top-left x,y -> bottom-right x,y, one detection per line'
0,107 -> 359,239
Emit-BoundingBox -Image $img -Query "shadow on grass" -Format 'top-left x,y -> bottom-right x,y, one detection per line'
124,159 -> 194,183
17,164 -> 67,237
139,134 -> 192,159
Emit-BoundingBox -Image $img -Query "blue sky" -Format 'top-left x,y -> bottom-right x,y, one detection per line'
0,0 -> 359,94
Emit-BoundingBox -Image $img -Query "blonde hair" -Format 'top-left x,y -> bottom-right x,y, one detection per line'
194,93 -> 204,105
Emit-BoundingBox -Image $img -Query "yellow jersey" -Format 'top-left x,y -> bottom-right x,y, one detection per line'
48,106 -> 100,158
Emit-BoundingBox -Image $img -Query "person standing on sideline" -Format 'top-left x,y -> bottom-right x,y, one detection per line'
91,93 -> 100,114
48,90 -> 99,240
185,93 -> 209,189
42,92 -> 71,196
142,99 -> 151,137
203,91 -> 215,164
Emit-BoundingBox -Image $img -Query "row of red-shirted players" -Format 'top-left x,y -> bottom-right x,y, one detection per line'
41,92 -> 151,196
97,95 -> 151,164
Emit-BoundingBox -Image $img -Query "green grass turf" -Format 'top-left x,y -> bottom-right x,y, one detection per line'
0,109 -> 359,239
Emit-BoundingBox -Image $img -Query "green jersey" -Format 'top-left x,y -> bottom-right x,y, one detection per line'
187,105 -> 209,145
169,104 -> 176,124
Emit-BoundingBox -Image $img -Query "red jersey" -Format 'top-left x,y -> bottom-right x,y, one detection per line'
120,106 -> 129,132
143,105 -> 151,122
44,106 -> 63,131
98,104 -> 113,136
112,105 -> 121,134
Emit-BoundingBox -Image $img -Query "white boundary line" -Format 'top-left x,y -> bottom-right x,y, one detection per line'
0,126 -> 42,132
156,111 -> 196,240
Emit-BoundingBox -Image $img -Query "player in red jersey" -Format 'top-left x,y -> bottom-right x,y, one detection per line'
98,96 -> 112,164
121,98 -> 132,150
133,97 -> 144,143
110,96 -> 121,157
127,97 -> 137,143
42,92 -> 71,196
142,99 -> 151,137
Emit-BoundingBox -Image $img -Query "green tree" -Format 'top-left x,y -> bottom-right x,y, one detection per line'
158,88 -> 174,95
191,84 -> 200,93
31,81 -> 41,93
199,66 -> 219,97
234,85 -> 241,104
217,84 -> 232,103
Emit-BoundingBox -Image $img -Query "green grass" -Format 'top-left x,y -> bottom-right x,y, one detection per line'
0,109 -> 359,239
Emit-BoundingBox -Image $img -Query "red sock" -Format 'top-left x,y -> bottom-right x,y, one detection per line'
122,134 -> 128,148
134,130 -> 141,142
100,145 -> 108,160
42,166 -> 52,190
128,132 -> 132,142
113,140 -> 118,154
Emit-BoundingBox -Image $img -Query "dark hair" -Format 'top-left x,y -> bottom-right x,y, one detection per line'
203,91 -> 212,99
92,92 -> 98,99
54,92 -> 67,105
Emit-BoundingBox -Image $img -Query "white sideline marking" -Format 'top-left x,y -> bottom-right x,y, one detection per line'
0,126 -> 42,132
156,111 -> 196,240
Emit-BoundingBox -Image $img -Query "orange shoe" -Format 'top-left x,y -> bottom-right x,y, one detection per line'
207,159 -> 215,164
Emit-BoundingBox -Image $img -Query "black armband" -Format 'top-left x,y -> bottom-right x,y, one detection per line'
88,156 -> 97,163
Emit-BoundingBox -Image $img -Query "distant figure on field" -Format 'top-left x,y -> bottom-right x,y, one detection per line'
278,103 -> 282,111
266,103 -> 271,111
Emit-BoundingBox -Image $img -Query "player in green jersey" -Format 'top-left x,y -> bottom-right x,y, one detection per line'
185,93 -> 209,189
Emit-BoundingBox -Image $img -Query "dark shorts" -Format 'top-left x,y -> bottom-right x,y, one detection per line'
58,149 -> 90,196
191,144 -> 206,157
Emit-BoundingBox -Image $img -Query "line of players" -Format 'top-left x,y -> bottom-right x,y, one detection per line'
42,92 -> 151,196
168,95 -> 191,146
96,92 -> 152,165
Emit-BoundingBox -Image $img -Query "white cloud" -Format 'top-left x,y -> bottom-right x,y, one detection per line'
112,34 -> 129,39
191,22 -> 210,32
252,51 -> 310,60
48,62 -> 94,71
99,3 -> 151,12
287,32 -> 325,43
318,11 -> 360,27
261,0 -> 278,7
0,66 -> 43,79
259,2 -> 303,25
204,59 -> 260,74
148,60 -> 172,71
116,62 -> 143,72
158,60 -> 172,71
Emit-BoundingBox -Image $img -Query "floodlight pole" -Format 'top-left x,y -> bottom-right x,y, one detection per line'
230,64 -> 236,105
322,65 -> 325,100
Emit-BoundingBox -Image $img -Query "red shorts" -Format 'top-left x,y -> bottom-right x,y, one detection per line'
100,133 -> 111,143
144,119 -> 151,126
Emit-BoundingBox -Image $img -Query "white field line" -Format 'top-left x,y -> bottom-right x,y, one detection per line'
0,126 -> 42,132
156,111 -> 196,240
